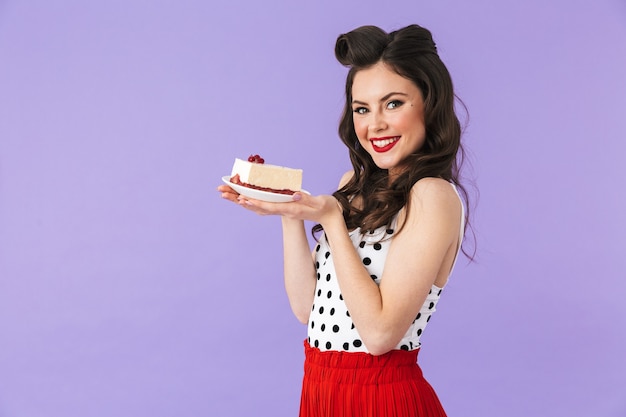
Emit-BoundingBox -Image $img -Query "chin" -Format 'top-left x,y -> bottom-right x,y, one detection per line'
372,157 -> 400,171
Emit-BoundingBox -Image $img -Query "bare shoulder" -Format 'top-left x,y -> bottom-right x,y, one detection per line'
338,170 -> 355,188
409,177 -> 461,219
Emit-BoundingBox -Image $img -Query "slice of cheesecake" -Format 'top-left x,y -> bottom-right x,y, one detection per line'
230,155 -> 303,195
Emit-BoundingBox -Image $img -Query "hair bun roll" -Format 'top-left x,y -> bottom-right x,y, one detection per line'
335,25 -> 389,67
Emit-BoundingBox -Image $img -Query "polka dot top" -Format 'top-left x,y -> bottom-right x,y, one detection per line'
307,183 -> 465,353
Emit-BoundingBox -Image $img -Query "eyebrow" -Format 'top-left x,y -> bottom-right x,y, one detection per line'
352,92 -> 409,106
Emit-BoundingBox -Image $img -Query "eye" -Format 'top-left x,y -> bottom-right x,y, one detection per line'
352,107 -> 368,115
387,100 -> 404,110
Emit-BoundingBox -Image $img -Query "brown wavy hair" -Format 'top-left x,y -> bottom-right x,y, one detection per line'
313,24 -> 475,258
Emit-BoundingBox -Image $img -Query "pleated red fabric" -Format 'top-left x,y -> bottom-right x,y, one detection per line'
299,340 -> 447,417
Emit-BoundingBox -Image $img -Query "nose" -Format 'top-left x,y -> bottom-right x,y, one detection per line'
369,111 -> 388,133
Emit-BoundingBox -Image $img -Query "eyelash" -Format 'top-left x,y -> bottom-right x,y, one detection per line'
352,100 -> 404,115
387,100 -> 404,109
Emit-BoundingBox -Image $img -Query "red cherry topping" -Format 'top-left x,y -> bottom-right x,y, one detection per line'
247,154 -> 265,164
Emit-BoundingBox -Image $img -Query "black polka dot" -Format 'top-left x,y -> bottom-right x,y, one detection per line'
311,321 -> 315,329
428,289 -> 432,294
417,328 -> 422,336
332,325 -> 340,333
316,245 -> 321,252
401,344 -> 409,351
327,291 -> 332,298
343,342 -> 350,350
438,289 -> 442,296
428,302 -> 435,309
314,340 -> 319,348
330,308 -> 335,316
373,243 -> 382,250
311,303 -> 315,311
339,294 -> 343,300
359,241 -> 366,248
346,310 -> 351,317
315,262 -> 319,269
370,275 -> 378,281
317,289 -> 322,297
321,324 -> 326,332
427,315 -> 432,322
416,312 -> 422,321
363,257 -> 371,265
351,323 -> 355,329
317,273 -> 320,280
326,341 -> 332,349
325,251 -> 330,259
326,274 -> 331,282
386,229 -> 394,234
353,339 -> 362,348
319,306 -> 324,314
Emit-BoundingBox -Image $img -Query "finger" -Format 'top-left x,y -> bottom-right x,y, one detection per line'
292,191 -> 317,205
217,184 -> 237,194
221,193 -> 241,204
217,185 -> 240,202
222,193 -> 240,203
240,196 -> 293,216
290,191 -> 320,210
237,196 -> 270,209
236,197 -> 274,216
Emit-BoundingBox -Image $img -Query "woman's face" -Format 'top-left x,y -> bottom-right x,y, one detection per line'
351,62 -> 426,178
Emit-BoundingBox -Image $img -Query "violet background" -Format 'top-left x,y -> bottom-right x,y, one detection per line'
1,0 -> 625,416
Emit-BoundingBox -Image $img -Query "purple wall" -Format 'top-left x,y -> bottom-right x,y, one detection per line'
1,0 -> 625,416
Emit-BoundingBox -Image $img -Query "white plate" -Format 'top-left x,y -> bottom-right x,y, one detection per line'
221,176 -> 309,203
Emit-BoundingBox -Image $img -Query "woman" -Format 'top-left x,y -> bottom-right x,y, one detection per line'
218,24 -> 472,417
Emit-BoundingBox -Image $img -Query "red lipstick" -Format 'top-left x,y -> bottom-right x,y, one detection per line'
370,136 -> 400,153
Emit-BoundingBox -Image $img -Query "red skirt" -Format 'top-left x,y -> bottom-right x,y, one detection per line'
299,340 -> 447,417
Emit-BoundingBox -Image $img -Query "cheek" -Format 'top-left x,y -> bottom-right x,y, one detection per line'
400,113 -> 426,138
396,112 -> 415,129
353,119 -> 368,140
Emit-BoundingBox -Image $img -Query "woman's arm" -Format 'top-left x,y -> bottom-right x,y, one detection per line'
281,217 -> 317,324
282,170 -> 358,324
217,184 -> 317,324
320,177 -> 462,355
219,174 -> 462,354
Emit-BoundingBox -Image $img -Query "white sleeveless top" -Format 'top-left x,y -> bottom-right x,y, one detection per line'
307,183 -> 465,353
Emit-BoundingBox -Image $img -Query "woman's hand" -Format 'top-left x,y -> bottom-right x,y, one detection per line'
217,184 -> 342,226
218,184 -> 322,325
217,184 -> 241,204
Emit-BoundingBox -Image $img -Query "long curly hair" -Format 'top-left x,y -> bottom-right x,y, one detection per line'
313,24 -> 475,258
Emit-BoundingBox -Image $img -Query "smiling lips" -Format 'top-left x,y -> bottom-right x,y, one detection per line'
370,136 -> 400,152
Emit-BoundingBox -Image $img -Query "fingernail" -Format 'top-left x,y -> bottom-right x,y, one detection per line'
293,193 -> 302,201
238,197 -> 252,206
